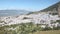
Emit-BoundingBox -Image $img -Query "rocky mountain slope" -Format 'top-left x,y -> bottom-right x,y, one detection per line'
28,1 -> 60,15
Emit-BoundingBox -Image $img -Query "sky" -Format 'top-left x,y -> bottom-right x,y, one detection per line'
0,0 -> 60,11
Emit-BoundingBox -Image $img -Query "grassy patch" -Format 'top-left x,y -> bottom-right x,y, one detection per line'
33,30 -> 60,34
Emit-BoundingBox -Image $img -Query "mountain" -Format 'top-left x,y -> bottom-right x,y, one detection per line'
28,1 -> 60,15
39,1 -> 60,15
0,10 -> 31,16
40,1 -> 60,12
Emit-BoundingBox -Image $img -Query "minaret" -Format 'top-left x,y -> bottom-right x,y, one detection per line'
58,2 -> 60,17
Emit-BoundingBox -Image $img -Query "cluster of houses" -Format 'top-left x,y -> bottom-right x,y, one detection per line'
0,13 -> 60,28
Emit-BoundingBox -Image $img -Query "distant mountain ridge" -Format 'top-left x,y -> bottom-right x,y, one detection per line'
0,10 -> 31,16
